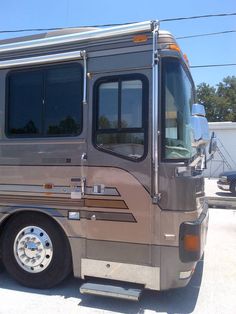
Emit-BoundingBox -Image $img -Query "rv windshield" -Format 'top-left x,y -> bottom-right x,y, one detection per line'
161,57 -> 196,160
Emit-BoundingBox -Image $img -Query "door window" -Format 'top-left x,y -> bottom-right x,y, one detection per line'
94,75 -> 148,161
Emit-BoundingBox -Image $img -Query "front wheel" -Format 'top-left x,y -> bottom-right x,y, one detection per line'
1,212 -> 72,289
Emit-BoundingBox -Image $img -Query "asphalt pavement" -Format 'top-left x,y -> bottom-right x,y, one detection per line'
205,178 -> 236,208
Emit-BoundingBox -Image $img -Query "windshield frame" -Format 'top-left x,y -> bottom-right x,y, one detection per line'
160,55 -> 196,163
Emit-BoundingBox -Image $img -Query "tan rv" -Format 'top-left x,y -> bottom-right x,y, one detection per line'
0,20 -> 210,300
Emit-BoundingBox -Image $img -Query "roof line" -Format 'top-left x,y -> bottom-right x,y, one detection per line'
0,21 -> 155,54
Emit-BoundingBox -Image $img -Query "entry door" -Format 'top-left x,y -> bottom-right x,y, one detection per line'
84,70 -> 153,246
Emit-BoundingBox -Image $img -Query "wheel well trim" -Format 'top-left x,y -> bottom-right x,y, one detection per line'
0,207 -> 72,259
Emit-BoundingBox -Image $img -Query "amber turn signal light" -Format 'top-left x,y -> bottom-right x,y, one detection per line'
132,34 -> 148,43
183,234 -> 200,252
43,183 -> 54,189
168,44 -> 181,53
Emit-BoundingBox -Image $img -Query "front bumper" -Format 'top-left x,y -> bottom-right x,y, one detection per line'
217,181 -> 230,191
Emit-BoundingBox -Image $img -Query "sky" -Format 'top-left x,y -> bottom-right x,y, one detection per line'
0,0 -> 235,87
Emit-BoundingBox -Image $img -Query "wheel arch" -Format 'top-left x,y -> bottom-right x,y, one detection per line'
0,207 -> 72,260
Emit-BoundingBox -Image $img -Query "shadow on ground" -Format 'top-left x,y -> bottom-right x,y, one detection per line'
216,192 -> 236,198
0,258 -> 204,314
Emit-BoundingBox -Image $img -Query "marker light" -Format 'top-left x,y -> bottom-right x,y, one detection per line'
183,235 -> 200,252
168,44 -> 181,53
132,34 -> 148,43
183,54 -> 190,66
43,183 -> 54,189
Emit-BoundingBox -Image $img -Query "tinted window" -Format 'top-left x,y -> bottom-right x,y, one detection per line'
98,82 -> 118,129
162,58 -> 195,160
8,71 -> 43,135
95,76 -> 147,160
121,80 -> 142,128
7,63 -> 83,137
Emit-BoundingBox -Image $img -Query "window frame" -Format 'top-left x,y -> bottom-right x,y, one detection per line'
93,74 -> 149,162
5,62 -> 83,139
160,56 -> 196,162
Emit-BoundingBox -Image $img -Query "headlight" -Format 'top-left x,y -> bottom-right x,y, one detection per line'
220,176 -> 228,182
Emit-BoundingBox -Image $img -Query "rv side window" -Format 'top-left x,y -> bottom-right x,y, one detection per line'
6,63 -> 83,137
94,75 -> 147,160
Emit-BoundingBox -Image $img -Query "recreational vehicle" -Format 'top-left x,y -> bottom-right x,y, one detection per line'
0,20 -> 210,300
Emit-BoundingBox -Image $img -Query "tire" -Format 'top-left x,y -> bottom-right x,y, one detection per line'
230,182 -> 236,196
1,212 -> 72,289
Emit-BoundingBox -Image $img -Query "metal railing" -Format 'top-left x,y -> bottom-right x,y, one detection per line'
207,138 -> 236,177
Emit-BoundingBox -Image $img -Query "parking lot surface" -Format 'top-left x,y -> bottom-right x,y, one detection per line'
0,208 -> 236,314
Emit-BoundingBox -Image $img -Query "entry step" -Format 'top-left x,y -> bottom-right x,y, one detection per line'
80,281 -> 143,301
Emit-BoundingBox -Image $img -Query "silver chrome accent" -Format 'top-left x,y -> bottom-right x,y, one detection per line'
152,21 -> 160,200
68,211 -> 80,220
80,282 -> 142,301
179,270 -> 193,280
81,177 -> 86,196
92,184 -> 105,194
164,234 -> 176,241
81,258 -> 160,290
0,50 -> 83,69
0,21 -> 153,53
0,184 -> 119,196
14,226 -> 53,273
80,152 -> 87,197
191,103 -> 210,147
81,51 -> 87,105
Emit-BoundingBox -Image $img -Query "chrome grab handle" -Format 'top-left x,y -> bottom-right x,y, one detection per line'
81,152 -> 87,196
81,177 -> 86,196
81,152 -> 87,161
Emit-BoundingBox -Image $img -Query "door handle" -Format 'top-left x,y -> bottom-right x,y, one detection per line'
81,152 -> 87,161
81,152 -> 87,196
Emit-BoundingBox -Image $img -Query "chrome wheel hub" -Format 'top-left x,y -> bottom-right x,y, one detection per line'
14,226 -> 53,273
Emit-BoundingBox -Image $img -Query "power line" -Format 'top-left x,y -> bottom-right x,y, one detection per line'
0,24 -> 134,34
0,26 -> 84,34
0,13 -> 236,34
176,30 -> 236,40
190,63 -> 236,68
1,27 -> 236,41
160,12 -> 236,22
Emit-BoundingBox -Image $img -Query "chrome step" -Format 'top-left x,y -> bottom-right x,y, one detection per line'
80,282 -> 143,301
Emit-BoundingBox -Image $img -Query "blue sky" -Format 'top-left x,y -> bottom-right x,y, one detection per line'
0,0 -> 235,87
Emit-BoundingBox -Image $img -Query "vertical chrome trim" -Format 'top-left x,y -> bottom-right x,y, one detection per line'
81,152 -> 87,196
81,50 -> 87,105
152,21 -> 160,201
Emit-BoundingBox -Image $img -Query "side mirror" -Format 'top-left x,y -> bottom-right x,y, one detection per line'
209,131 -> 217,155
190,103 -> 210,147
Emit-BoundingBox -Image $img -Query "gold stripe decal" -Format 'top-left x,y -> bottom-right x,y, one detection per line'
0,195 -> 85,208
0,195 -> 128,210
85,199 -> 128,209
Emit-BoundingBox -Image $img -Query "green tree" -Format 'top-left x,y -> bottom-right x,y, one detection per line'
217,76 -> 236,121
196,76 -> 236,122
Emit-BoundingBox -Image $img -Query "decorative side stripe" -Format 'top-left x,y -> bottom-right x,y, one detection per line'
0,184 -> 119,197
0,195 -> 128,210
0,195 -> 85,208
79,211 -> 136,223
85,199 -> 128,209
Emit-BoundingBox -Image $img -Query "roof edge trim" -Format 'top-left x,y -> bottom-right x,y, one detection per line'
0,20 -> 155,54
